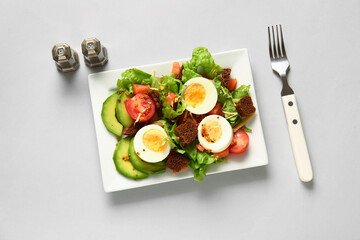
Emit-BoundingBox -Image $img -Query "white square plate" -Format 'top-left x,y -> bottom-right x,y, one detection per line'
89,49 -> 268,192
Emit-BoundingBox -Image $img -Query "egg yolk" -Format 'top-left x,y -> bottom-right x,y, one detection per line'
201,121 -> 222,143
143,129 -> 168,152
183,83 -> 206,107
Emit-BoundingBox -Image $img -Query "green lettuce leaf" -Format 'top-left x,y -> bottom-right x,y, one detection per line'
185,140 -> 225,182
121,68 -> 152,83
189,47 -> 223,79
241,125 -> 252,133
213,77 -> 240,126
181,47 -> 222,82
181,68 -> 201,83
117,68 -> 156,93
232,85 -> 250,99
117,78 -> 133,93
161,75 -> 183,94
222,98 -> 240,126
193,166 -> 207,182
160,96 -> 186,120
157,75 -> 186,120
155,120 -> 180,149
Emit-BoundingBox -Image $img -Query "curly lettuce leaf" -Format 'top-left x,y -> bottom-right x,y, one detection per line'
241,125 -> 252,133
232,85 -> 250,99
189,47 -> 223,79
213,77 -> 240,126
185,140 -> 225,181
161,75 -> 183,94
155,120 -> 182,151
181,47 -> 222,82
181,66 -> 201,83
157,75 -> 186,120
160,95 -> 186,120
122,68 -> 152,83
117,68 -> 157,93
117,78 -> 133,93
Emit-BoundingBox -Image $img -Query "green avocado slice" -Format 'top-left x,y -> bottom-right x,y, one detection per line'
101,92 -> 123,137
129,138 -> 166,174
113,137 -> 148,180
116,92 -> 134,128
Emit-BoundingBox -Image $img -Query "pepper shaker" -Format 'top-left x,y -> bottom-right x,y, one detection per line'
51,43 -> 79,72
81,37 -> 108,67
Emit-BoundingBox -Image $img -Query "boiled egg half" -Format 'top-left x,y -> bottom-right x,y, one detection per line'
182,77 -> 218,115
133,124 -> 171,163
198,115 -> 233,153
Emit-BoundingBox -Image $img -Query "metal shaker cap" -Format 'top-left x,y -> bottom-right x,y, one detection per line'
81,38 -> 108,67
52,43 -> 79,72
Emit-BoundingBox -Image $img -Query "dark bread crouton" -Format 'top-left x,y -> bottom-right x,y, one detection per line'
236,96 -> 256,117
220,68 -> 231,88
166,153 -> 190,173
174,120 -> 197,147
147,90 -> 162,109
122,122 -> 146,136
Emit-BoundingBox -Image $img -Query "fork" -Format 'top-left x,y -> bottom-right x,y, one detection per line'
268,24 -> 313,182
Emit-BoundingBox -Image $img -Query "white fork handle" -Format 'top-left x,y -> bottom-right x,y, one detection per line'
281,94 -> 313,182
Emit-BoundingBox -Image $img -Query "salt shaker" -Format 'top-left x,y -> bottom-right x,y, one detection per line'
81,38 -> 108,67
51,43 -> 79,72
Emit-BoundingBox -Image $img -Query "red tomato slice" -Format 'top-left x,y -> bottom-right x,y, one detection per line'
196,144 -> 205,152
132,83 -> 150,95
213,148 -> 230,158
228,78 -> 237,91
207,102 -> 222,115
166,92 -> 177,107
171,62 -> 181,75
229,129 -> 249,154
125,93 -> 155,122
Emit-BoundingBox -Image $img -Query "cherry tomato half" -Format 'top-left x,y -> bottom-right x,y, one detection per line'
132,83 -> 150,95
125,93 -> 155,122
171,62 -> 182,75
229,129 -> 249,154
166,92 -> 177,107
228,78 -> 237,91
207,102 -> 222,115
213,148 -> 230,158
196,144 -> 205,152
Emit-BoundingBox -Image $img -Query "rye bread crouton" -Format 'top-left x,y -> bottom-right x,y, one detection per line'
174,120 -> 197,147
220,68 -> 231,88
122,122 -> 145,136
236,95 -> 256,117
147,90 -> 162,109
166,153 -> 190,173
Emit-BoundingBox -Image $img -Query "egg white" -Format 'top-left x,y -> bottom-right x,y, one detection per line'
133,125 -> 171,163
182,77 -> 218,115
197,115 -> 233,153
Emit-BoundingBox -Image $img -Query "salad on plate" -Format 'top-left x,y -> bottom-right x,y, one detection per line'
101,47 -> 256,181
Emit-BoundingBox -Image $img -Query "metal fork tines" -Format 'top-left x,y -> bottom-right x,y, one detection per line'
268,25 -> 294,96
267,24 -> 313,182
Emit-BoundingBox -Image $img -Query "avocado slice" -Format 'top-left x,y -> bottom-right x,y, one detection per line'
128,138 -> 166,174
113,137 -> 148,180
116,92 -> 134,127
152,160 -> 166,167
101,92 -> 123,137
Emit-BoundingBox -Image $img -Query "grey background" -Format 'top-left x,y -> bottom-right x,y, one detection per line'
1,0 -> 359,239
